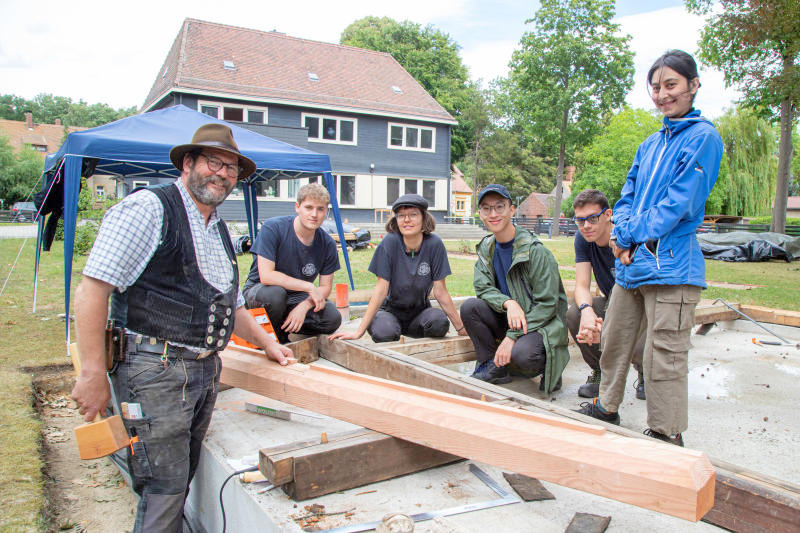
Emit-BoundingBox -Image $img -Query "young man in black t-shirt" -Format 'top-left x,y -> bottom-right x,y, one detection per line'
243,183 -> 341,343
567,189 -> 645,399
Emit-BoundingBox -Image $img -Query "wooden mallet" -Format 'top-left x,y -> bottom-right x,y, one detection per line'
69,343 -> 130,460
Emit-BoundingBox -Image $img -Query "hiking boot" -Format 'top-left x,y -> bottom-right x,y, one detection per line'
643,428 -> 684,447
574,398 -> 620,425
578,369 -> 601,398
471,360 -> 512,385
634,369 -> 646,400
539,376 -> 562,392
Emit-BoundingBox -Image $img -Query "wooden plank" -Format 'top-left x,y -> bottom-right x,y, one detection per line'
220,345 -> 715,521
286,336 -> 318,364
694,304 -> 741,325
382,336 -> 477,365
317,336 -> 504,401
317,335 -> 800,531
740,305 -> 800,328
261,430 -> 461,500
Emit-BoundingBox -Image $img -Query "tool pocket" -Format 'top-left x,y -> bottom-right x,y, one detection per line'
125,418 -> 154,480
650,286 -> 700,381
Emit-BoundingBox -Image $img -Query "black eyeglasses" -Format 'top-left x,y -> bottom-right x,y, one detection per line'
573,208 -> 607,227
199,153 -> 242,179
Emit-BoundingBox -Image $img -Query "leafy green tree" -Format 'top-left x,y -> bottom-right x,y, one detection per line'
715,107 -> 778,216
460,129 -> 556,203
686,0 -> 800,233
504,0 -> 635,234
340,17 -> 476,162
0,93 -> 137,127
0,94 -> 28,121
0,136 -> 44,205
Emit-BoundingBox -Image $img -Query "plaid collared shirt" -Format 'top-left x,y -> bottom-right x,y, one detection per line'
84,179 -> 244,350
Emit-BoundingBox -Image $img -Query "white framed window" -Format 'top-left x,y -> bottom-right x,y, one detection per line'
386,178 -> 436,208
198,100 -> 268,124
387,123 -> 435,152
132,180 -> 149,190
254,180 -> 278,198
331,174 -> 356,206
287,179 -> 300,199
302,113 -> 357,145
95,185 -> 104,198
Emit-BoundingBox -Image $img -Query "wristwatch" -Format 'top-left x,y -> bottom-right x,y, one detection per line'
578,303 -> 592,314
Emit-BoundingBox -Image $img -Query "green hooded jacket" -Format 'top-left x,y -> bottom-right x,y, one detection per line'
474,226 -> 570,393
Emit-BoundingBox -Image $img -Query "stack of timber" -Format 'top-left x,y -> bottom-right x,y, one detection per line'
220,344 -> 715,521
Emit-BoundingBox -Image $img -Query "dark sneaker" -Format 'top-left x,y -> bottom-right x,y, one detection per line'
471,360 -> 512,385
574,398 -> 620,425
539,376 -> 562,392
634,369 -> 646,400
643,428 -> 684,447
578,369 -> 601,398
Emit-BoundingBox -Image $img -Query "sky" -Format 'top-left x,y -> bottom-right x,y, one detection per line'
0,0 -> 741,119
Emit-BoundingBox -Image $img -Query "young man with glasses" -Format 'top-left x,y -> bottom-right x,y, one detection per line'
243,183 -> 342,343
567,190 -> 645,399
72,124 -> 294,532
460,184 -> 569,393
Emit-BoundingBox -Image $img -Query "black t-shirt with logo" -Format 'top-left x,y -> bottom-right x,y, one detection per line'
369,232 -> 451,320
574,231 -> 615,298
245,215 -> 340,305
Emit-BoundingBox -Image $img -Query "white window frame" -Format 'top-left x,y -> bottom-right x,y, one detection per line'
132,180 -> 150,189
302,113 -> 357,146
198,100 -> 268,124
95,185 -> 104,198
332,174 -> 357,206
385,177 -> 437,209
387,122 -> 435,152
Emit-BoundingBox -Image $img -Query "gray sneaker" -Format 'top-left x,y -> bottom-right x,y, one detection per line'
578,369 -> 601,398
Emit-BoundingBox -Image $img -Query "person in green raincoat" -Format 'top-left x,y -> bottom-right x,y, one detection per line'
460,184 -> 570,394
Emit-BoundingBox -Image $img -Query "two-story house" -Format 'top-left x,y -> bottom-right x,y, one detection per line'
141,18 -> 456,222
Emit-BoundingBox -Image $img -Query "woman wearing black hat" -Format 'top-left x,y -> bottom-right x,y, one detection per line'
330,194 -> 466,342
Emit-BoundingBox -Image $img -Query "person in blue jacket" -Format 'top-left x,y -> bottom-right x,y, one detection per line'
576,50 -> 723,447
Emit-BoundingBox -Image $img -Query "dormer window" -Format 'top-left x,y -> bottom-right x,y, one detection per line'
223,60 -> 236,70
392,86 -> 403,94
308,72 -> 319,82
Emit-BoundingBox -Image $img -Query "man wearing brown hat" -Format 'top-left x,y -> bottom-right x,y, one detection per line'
71,123 -> 294,532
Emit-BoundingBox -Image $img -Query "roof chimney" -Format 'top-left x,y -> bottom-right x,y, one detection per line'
25,112 -> 33,130
54,118 -> 61,126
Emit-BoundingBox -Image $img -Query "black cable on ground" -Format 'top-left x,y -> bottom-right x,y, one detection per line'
220,465 -> 259,533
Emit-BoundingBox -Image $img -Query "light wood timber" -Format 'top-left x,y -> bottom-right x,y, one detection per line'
693,304 -> 741,324
382,336 -> 477,365
260,429 -> 461,500
220,344 -> 715,521
740,305 -> 800,328
69,343 -> 130,460
316,335 -> 800,531
286,336 -> 318,364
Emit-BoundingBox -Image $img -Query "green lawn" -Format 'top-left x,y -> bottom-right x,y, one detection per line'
2,233 -> 800,529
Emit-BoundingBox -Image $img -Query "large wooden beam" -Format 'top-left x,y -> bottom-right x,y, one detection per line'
381,336 -> 476,365
220,345 -> 715,521
260,429 -> 461,500
317,335 -> 800,531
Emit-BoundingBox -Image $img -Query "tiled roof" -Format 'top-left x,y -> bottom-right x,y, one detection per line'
0,118 -> 85,154
518,192 -> 552,218
450,166 -> 473,193
143,19 -> 455,124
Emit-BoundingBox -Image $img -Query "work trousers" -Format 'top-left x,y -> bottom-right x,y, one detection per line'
460,297 -> 546,377
110,347 -> 221,533
599,284 -> 700,436
368,307 -> 450,343
566,296 -> 644,372
243,284 -> 342,344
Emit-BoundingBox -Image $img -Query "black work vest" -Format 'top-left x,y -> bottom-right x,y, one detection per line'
111,184 -> 238,349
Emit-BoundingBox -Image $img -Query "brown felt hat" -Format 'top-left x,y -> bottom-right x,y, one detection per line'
169,123 -> 256,179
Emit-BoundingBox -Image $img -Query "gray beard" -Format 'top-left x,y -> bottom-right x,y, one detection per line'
187,169 -> 233,207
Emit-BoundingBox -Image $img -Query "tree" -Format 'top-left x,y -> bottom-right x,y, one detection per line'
686,0 -> 800,233
715,107 -> 778,215
568,108 -> 661,212
0,136 -> 44,205
504,0 -> 635,234
0,93 -> 137,127
340,17 -> 476,162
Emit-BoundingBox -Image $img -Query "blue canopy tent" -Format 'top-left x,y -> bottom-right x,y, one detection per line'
37,105 -> 355,346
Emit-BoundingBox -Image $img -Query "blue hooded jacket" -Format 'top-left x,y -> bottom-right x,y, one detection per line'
612,109 -> 723,289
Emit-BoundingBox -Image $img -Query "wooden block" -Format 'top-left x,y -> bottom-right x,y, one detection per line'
220,345 -> 715,521
565,512 -> 611,533
694,305 -> 741,325
502,472 -> 555,501
260,429 -> 461,500
75,415 -> 130,460
286,336 -> 318,364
